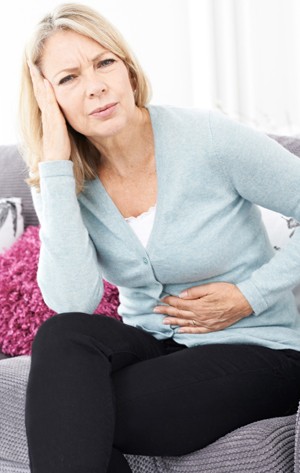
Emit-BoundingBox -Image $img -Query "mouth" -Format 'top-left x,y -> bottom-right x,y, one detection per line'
89,103 -> 118,117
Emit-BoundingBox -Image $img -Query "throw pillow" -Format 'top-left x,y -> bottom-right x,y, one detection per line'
0,145 -> 39,228
260,207 -> 300,311
0,198 -> 24,253
0,226 -> 120,356
260,207 -> 300,250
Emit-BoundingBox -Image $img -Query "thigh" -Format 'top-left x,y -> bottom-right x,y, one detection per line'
31,312 -> 166,371
112,343 -> 300,456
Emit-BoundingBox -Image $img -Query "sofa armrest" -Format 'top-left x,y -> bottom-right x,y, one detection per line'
295,400 -> 300,473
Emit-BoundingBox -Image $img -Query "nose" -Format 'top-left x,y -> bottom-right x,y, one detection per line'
86,73 -> 107,98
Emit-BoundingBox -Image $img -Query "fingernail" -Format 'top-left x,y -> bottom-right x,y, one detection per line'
153,307 -> 160,313
179,291 -> 188,298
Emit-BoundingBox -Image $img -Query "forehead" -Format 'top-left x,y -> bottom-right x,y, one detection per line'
41,30 -> 108,71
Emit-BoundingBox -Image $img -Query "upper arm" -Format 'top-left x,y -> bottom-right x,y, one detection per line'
209,111 -> 300,220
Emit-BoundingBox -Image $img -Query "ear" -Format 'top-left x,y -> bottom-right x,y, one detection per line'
131,77 -> 138,104
131,74 -> 137,88
128,67 -> 137,93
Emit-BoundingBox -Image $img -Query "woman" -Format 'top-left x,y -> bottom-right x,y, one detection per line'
21,4 -> 300,473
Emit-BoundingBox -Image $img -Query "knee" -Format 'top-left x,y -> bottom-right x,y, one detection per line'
31,312 -> 89,356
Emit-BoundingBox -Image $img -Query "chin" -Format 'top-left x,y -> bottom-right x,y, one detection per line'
93,117 -> 128,138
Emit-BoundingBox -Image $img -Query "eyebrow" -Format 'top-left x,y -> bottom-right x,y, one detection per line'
52,51 -> 110,80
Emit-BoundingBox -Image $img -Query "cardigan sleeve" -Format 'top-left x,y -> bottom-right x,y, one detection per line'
209,111 -> 300,315
31,160 -> 104,314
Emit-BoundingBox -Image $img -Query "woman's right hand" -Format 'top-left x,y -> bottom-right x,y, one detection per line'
28,62 -> 71,162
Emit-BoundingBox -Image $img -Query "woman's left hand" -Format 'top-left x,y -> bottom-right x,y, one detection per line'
154,282 -> 253,333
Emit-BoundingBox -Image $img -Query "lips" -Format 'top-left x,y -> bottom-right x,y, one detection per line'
89,103 -> 118,115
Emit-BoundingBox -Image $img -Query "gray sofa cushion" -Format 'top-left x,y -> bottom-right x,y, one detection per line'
296,403 -> 300,473
126,415 -> 296,472
0,146 -> 38,228
270,134 -> 300,156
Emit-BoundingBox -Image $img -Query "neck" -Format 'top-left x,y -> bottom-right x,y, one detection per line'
89,106 -> 154,178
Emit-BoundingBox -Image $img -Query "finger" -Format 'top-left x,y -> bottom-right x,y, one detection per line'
178,317 -> 239,334
28,61 -> 44,84
160,295 -> 196,311
154,305 -> 195,319
28,66 -> 46,110
27,60 -> 34,73
177,326 -> 213,334
163,317 -> 197,327
28,63 -> 54,112
43,78 -> 58,107
178,284 -> 214,300
178,324 -> 224,334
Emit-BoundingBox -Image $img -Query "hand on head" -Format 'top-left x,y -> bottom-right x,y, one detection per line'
27,61 -> 71,162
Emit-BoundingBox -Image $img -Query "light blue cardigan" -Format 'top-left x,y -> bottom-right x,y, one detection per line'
32,105 -> 300,351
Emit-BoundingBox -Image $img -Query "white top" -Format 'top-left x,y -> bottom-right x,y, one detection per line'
125,205 -> 156,247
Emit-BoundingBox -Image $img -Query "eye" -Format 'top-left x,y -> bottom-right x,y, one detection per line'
58,74 -> 76,85
97,58 -> 116,68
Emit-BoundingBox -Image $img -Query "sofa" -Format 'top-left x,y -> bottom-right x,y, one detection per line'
0,135 -> 300,473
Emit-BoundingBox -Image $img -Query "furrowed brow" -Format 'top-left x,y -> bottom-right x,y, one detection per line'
53,51 -> 110,80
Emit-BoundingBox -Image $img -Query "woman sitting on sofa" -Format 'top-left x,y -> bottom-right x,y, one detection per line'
20,3 -> 300,473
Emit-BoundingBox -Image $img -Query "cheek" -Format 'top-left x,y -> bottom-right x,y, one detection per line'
117,76 -> 136,105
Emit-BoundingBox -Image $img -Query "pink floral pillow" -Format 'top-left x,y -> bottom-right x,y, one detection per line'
0,226 -> 120,356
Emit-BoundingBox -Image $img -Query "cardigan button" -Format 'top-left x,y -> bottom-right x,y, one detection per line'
143,257 -> 149,265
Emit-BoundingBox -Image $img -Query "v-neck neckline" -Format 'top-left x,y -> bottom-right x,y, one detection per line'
87,105 -> 163,256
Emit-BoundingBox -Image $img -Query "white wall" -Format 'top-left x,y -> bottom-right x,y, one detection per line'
1,0 -> 300,144
188,0 -> 300,134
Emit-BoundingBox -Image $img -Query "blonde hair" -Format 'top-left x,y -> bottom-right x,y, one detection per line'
19,3 -> 152,192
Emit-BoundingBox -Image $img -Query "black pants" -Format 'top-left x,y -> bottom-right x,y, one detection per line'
25,312 -> 300,473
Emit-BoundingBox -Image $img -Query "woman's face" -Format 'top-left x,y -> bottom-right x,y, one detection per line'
40,30 -> 137,140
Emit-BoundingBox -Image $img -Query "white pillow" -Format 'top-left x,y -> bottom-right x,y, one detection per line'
0,198 -> 24,253
260,206 -> 300,311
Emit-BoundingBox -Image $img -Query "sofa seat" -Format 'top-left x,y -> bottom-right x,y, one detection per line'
0,355 -> 298,473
